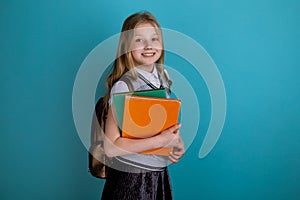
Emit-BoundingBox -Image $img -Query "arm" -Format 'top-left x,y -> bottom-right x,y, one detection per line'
104,105 -> 181,157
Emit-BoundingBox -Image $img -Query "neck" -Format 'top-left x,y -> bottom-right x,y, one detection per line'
136,64 -> 155,73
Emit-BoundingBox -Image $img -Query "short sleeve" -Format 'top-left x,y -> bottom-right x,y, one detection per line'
108,81 -> 130,105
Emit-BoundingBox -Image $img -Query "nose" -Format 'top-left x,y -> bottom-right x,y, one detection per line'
144,39 -> 152,49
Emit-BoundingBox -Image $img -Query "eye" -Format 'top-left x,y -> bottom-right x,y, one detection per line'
152,37 -> 159,42
135,38 -> 143,42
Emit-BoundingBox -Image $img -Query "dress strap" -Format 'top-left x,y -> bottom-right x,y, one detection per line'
137,72 -> 164,89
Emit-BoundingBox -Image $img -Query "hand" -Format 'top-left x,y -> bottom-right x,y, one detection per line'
168,136 -> 185,163
159,124 -> 181,148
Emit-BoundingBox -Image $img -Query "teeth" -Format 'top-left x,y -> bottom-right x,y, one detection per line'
142,53 -> 155,57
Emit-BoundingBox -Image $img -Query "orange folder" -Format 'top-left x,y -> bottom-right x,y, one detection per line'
122,95 -> 181,156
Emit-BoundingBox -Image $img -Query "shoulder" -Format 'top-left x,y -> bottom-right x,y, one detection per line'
111,81 -> 130,94
108,81 -> 129,105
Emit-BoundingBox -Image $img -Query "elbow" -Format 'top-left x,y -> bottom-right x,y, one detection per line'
104,137 -> 129,157
104,149 -> 116,158
104,142 -> 116,158
104,139 -> 121,158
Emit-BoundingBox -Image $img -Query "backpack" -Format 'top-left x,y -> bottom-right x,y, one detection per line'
88,97 -> 110,179
88,67 -> 171,179
88,80 -> 133,179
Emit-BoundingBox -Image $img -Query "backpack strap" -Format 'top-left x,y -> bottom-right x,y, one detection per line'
92,97 -> 106,143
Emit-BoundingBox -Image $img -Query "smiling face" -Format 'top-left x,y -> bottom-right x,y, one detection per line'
130,23 -> 163,72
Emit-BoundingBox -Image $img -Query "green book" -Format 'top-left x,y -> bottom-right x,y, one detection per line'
112,88 -> 167,129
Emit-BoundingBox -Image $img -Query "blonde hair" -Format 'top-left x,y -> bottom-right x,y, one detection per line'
103,11 -> 165,106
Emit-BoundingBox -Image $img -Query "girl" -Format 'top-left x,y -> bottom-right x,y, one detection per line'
101,11 -> 185,200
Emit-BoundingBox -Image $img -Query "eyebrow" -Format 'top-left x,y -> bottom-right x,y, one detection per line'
134,33 -> 159,37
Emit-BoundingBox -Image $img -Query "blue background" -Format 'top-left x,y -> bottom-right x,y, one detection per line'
1,0 -> 300,199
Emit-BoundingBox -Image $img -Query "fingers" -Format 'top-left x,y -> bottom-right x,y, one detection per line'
168,152 -> 180,163
168,150 -> 184,163
172,136 -> 184,149
159,124 -> 182,148
165,127 -> 185,163
168,123 -> 181,133
168,138 -> 185,163
165,131 -> 180,147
